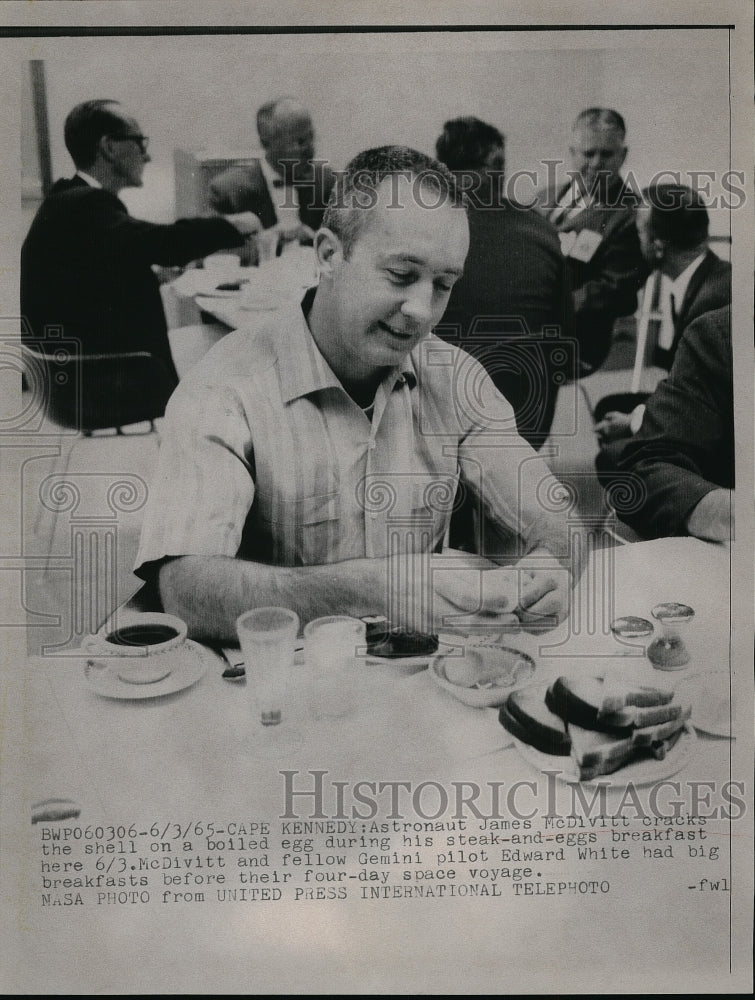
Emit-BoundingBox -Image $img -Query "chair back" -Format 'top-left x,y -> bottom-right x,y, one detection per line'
21,343 -> 178,433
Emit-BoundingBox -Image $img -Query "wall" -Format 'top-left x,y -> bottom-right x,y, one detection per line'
25,29 -> 731,234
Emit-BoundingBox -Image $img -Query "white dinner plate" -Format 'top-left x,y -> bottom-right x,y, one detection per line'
83,640 -> 210,700
512,723 -> 698,788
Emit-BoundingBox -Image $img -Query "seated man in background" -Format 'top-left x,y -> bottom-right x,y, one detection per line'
595,182 -> 731,451
21,99 -> 258,389
611,305 -> 733,542
135,146 -> 583,643
534,107 -> 645,374
208,96 -> 335,258
435,115 -> 574,450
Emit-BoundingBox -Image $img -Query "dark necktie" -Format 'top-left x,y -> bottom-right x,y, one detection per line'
670,293 -> 678,328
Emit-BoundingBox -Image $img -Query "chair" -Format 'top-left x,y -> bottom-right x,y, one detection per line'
21,343 -> 177,556
20,342 -> 178,436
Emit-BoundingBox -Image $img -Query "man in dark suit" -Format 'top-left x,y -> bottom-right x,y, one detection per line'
534,108 -> 645,374
611,305 -> 733,541
594,183 -> 731,449
435,116 -> 574,449
21,99 -> 258,386
208,97 -> 334,255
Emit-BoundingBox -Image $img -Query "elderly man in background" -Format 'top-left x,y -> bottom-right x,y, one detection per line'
135,146 -> 582,643
209,96 -> 335,257
21,99 -> 258,389
534,107 -> 645,375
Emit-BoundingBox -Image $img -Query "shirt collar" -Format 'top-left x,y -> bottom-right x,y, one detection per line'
670,252 -> 707,305
75,170 -> 102,189
277,289 -> 417,404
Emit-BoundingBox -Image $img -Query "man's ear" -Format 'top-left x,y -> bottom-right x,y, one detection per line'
619,145 -> 628,169
98,134 -> 117,164
314,227 -> 343,278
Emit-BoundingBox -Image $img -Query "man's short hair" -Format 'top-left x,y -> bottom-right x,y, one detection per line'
256,96 -> 308,145
435,116 -> 505,172
642,183 -> 710,249
573,107 -> 627,138
64,99 -> 126,169
323,145 -> 467,258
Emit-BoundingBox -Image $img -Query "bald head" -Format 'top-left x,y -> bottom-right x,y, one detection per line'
569,107 -> 627,190
257,97 -> 315,175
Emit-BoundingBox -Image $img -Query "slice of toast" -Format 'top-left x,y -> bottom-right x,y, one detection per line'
630,705 -> 692,746
500,686 -> 571,756
568,724 -> 636,772
547,676 -> 676,735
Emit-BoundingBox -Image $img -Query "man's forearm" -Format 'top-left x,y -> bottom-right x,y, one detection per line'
159,555 -> 387,643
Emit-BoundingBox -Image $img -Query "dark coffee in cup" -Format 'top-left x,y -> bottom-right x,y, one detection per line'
105,624 -> 179,647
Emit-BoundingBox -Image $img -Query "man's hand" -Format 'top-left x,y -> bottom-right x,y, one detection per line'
428,554 -> 572,633
595,410 -> 633,445
224,211 -> 263,237
513,565 -> 572,629
684,488 -> 734,542
275,218 -> 315,245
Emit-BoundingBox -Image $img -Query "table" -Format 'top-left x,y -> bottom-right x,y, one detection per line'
16,537 -> 749,994
24,535 -> 737,817
170,245 -> 318,333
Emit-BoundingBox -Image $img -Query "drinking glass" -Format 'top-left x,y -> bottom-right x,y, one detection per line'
236,606 -> 300,728
304,616 -> 366,720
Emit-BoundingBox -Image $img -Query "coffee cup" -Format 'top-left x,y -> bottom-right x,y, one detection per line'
83,613 -> 188,685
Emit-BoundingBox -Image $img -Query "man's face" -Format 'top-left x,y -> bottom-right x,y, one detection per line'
263,110 -> 315,175
569,123 -> 627,190
322,178 -> 469,379
108,113 -> 150,188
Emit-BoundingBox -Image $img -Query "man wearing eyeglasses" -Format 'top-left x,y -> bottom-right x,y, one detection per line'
21,99 -> 259,384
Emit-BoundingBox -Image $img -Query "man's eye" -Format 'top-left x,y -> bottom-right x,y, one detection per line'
387,270 -> 413,283
435,279 -> 454,293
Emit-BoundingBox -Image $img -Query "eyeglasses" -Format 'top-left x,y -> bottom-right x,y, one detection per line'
109,134 -> 150,153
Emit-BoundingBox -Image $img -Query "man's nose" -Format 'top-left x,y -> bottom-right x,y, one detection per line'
143,151 -> 152,164
400,283 -> 435,326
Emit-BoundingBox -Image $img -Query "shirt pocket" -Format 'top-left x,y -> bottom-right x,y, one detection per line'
410,473 -> 459,550
256,490 -> 342,566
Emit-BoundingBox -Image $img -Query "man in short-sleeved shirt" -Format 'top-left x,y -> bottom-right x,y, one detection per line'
136,147 -> 582,643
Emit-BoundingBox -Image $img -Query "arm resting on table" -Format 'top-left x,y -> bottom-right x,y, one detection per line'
158,551 -> 573,644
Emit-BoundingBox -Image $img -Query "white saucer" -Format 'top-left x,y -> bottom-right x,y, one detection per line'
84,640 -> 209,700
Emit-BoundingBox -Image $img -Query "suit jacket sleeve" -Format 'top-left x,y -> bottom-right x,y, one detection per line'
90,189 -> 245,266
613,308 -> 733,539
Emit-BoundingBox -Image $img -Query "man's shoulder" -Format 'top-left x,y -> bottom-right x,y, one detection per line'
681,304 -> 731,354
175,312 -> 292,392
26,181 -> 119,236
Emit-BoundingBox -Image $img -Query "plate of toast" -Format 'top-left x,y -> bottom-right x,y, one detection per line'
499,673 -> 697,786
